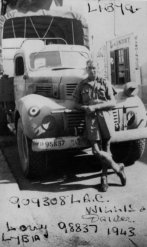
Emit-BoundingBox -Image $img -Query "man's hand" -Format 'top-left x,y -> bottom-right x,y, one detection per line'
86,105 -> 96,114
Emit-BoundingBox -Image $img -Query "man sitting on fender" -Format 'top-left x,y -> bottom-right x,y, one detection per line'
73,60 -> 126,192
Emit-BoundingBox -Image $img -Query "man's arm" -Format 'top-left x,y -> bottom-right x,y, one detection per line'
86,80 -> 116,113
74,101 -> 88,111
94,97 -> 116,111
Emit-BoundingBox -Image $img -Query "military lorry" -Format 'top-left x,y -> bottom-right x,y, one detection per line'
0,9 -> 147,178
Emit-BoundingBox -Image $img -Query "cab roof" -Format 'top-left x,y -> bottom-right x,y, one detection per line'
13,40 -> 90,60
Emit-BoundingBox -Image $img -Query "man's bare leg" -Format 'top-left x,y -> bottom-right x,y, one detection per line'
103,139 -> 126,186
92,141 -> 108,192
103,139 -> 111,153
92,141 -> 126,191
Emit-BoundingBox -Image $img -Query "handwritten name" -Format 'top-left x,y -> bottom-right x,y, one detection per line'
85,204 -> 146,215
82,214 -> 134,223
81,204 -> 146,223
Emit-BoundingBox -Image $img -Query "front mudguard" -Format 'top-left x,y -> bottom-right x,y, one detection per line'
17,94 -> 65,139
111,95 -> 147,143
124,95 -> 147,128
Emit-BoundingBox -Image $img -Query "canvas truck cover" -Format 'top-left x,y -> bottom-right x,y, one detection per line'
0,9 -> 89,48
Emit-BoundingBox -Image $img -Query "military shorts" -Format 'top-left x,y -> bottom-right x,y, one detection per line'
85,110 -> 115,142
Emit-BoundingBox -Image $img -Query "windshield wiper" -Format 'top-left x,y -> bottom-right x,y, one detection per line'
51,67 -> 74,71
79,52 -> 89,59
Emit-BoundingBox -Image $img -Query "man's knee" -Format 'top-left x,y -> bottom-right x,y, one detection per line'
93,147 -> 112,161
92,141 -> 101,154
100,150 -> 112,159
103,140 -> 111,152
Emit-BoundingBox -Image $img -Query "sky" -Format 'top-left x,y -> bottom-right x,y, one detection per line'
60,0 -> 147,52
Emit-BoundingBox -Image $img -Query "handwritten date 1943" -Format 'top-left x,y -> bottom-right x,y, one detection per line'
107,226 -> 136,238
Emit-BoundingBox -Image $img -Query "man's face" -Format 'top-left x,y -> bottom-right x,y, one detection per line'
87,66 -> 96,80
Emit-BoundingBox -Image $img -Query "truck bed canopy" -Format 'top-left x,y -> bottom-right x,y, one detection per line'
0,9 -> 89,48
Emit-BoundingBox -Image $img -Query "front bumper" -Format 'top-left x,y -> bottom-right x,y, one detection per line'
110,127 -> 147,143
32,136 -> 90,152
32,127 -> 147,152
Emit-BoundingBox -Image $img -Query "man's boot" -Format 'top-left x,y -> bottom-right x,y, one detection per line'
101,176 -> 108,192
117,163 -> 126,186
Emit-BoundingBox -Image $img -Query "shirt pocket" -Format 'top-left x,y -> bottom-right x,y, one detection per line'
98,88 -> 106,100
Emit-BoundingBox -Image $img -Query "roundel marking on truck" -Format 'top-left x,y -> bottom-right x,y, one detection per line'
28,106 -> 40,117
41,115 -> 56,131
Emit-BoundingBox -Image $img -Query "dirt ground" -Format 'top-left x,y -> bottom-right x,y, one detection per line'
0,135 -> 147,247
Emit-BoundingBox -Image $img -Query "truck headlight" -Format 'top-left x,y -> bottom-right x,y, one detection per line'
41,115 -> 56,131
28,106 -> 40,117
124,82 -> 138,97
127,111 -> 136,127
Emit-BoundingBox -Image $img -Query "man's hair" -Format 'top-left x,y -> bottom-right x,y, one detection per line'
86,60 -> 96,69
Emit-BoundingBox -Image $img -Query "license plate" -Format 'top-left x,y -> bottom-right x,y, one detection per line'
32,136 -> 89,151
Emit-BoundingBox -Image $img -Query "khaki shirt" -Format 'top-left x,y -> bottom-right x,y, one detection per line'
73,77 -> 114,141
73,77 -> 114,106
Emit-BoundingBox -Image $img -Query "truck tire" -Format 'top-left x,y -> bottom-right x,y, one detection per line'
124,139 -> 146,165
0,106 -> 7,134
17,118 -> 45,178
111,139 -> 146,166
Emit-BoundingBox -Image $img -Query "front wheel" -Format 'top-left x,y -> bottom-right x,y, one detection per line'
17,118 -> 45,178
124,139 -> 146,165
111,139 -> 146,166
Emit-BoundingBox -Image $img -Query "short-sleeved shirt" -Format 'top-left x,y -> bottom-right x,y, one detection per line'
73,77 -> 115,141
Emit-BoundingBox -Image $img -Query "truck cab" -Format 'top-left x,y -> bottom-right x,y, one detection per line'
13,39 -> 90,139
13,40 -> 89,104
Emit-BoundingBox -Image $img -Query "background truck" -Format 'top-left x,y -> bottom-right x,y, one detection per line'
0,9 -> 147,178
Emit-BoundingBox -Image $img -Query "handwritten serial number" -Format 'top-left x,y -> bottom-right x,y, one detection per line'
58,222 -> 136,237
58,222 -> 98,233
9,193 -> 106,208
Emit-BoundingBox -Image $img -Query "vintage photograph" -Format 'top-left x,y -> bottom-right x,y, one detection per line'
0,0 -> 147,246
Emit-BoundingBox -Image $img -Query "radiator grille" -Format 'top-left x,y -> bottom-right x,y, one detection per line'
36,85 -> 52,96
112,109 -> 120,131
66,83 -> 77,96
66,111 -> 85,135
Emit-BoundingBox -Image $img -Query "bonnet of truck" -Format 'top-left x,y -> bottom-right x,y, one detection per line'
27,66 -> 87,100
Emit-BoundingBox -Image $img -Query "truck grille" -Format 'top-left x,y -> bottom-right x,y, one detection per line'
36,85 -> 52,96
112,109 -> 119,130
66,83 -> 77,96
66,111 -> 85,135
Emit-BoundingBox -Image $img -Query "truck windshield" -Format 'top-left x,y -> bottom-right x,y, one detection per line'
30,50 -> 88,70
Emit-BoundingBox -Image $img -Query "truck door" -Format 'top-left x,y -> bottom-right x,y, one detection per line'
14,56 -> 26,107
